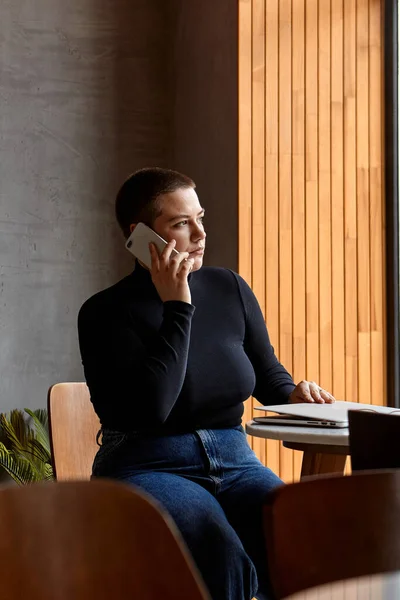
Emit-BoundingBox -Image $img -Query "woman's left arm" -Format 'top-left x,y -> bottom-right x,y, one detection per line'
234,273 -> 335,405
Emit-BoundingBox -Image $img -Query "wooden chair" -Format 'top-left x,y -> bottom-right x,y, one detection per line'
263,470 -> 400,599
349,409 -> 400,471
48,382 -> 100,480
0,479 -> 210,600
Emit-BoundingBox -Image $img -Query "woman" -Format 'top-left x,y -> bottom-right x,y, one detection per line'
78,167 -> 335,600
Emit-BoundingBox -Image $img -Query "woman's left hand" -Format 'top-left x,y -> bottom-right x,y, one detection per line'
289,380 -> 335,404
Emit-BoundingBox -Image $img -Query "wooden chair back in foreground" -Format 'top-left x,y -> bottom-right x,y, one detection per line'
264,470 -> 400,599
349,409 -> 400,471
48,382 -> 100,480
0,479 -> 210,600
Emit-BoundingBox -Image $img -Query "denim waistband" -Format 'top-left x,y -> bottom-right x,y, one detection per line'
93,425 -> 248,479
97,424 -> 245,446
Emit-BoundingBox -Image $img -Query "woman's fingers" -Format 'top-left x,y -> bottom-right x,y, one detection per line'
299,381 -> 315,403
309,382 -> 336,403
159,239 -> 177,265
289,380 -> 314,403
169,251 -> 190,276
309,381 -> 324,403
149,243 -> 160,272
290,380 -> 336,404
320,389 -> 335,404
177,257 -> 195,278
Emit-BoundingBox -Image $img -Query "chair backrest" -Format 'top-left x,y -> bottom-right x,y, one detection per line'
264,470 -> 400,599
48,382 -> 100,480
349,410 -> 400,471
0,479 -> 210,600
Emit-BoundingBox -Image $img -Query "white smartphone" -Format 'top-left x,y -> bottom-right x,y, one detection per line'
125,222 -> 179,269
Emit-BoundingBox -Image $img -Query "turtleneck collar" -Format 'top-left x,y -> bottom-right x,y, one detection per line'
130,259 -> 151,280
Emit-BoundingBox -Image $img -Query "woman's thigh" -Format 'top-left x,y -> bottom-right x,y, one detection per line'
122,471 -> 228,536
118,471 -> 252,551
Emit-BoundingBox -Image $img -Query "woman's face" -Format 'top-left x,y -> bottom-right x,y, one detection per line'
151,187 -> 206,272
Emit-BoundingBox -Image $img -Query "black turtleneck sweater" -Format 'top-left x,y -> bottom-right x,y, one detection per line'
78,262 -> 296,434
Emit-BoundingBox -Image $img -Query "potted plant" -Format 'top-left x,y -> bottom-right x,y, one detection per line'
0,409 -> 54,484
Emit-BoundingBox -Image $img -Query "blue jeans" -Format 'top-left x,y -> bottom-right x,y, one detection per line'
92,426 -> 282,600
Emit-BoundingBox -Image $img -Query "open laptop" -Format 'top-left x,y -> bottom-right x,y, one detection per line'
253,401 -> 400,428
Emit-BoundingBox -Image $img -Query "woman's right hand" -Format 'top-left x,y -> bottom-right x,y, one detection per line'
149,240 -> 194,304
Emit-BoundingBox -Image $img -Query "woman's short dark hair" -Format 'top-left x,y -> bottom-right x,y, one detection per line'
115,167 -> 196,238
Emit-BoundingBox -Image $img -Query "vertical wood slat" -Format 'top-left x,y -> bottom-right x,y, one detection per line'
356,0 -> 371,404
291,0 -> 306,479
344,0 -> 358,403
251,0 -> 267,464
369,0 -> 385,406
239,0 -> 385,482
238,0 -> 253,434
318,0 -> 332,393
265,0 -> 281,474
331,0 -> 346,402
305,0 -> 320,386
278,0 -> 294,482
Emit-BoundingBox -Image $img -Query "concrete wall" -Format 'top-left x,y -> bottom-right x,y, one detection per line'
0,1 -> 238,411
0,1 -> 170,411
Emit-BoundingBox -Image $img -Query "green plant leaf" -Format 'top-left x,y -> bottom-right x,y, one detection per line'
31,409 -> 48,428
25,438 -> 51,464
24,409 -> 51,456
0,409 -> 54,484
10,409 -> 31,446
43,463 -> 54,481
0,443 -> 38,485
0,412 -> 31,456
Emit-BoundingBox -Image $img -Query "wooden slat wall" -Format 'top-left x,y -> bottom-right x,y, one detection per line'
239,0 -> 385,482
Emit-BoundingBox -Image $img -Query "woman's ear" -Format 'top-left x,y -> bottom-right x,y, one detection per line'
129,223 -> 136,234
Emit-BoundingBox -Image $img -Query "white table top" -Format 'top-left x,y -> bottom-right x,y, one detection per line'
245,420 -> 349,447
287,570 -> 400,599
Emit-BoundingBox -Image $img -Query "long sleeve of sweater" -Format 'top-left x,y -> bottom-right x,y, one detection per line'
78,297 -> 195,427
